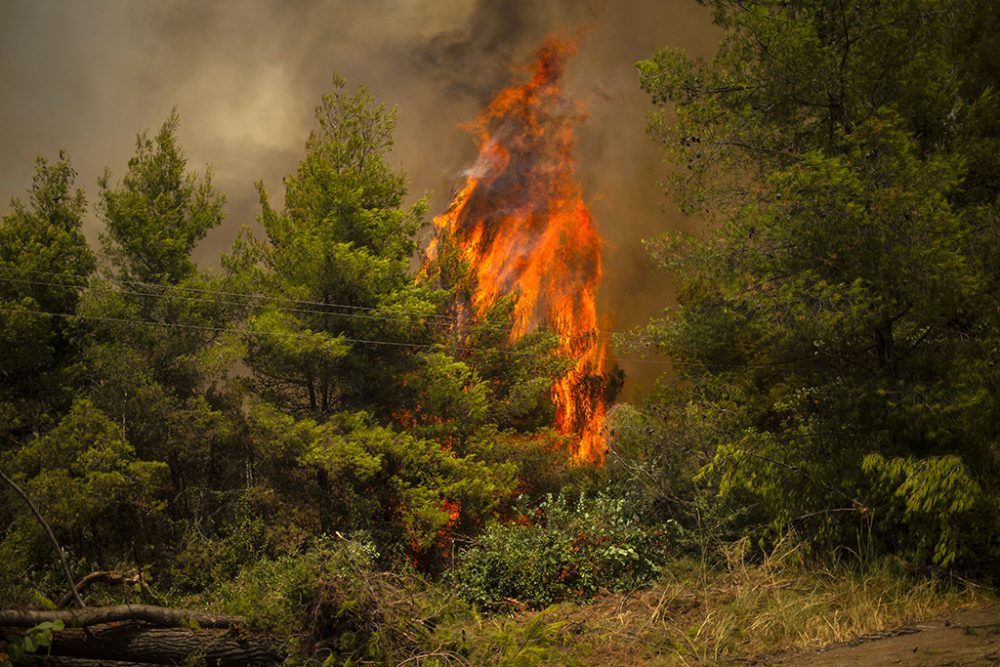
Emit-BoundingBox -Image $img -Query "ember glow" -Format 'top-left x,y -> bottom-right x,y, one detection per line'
428,37 -> 611,461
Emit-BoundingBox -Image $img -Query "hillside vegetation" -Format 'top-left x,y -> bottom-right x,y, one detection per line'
2,1 -> 999,665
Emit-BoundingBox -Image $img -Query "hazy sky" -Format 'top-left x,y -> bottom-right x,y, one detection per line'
0,0 -> 720,394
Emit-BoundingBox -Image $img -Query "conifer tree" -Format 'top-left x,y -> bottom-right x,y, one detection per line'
0,154 -> 95,444
635,0 -> 1000,567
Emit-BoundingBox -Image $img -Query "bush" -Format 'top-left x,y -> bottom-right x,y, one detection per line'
451,493 -> 676,611
862,453 -> 999,569
211,535 -> 470,664
0,399 -> 168,601
213,536 -> 378,652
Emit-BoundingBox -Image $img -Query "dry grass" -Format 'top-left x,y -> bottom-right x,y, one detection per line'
477,537 -> 991,666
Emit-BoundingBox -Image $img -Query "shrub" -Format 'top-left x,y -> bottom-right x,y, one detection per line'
862,453 -> 999,569
212,535 -> 470,664
451,493 -> 676,611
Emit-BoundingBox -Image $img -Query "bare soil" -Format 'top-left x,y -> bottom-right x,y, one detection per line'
776,603 -> 1000,666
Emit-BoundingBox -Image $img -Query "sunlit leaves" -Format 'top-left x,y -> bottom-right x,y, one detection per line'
99,111 -> 224,285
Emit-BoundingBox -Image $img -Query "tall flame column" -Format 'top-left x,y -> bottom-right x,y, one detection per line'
428,37 -> 610,461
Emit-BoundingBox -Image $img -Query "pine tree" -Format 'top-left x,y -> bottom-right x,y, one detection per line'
634,0 -> 1000,567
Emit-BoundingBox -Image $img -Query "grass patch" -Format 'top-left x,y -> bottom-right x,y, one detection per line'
467,537 -> 990,666
195,535 -> 990,666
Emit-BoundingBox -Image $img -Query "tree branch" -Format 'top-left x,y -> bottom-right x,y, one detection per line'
58,570 -> 141,609
0,466 -> 84,609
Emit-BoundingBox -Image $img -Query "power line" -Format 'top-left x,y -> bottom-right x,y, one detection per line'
9,307 -> 446,352
12,300 -> 975,372
10,268 -> 959,370
0,274 -> 451,330
0,266 -> 633,339
0,301 -> 712,367
0,266 -> 463,325
3,304 -> 860,369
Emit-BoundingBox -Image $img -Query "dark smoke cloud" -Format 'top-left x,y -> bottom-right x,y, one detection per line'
0,0 -> 721,397
409,0 -> 601,102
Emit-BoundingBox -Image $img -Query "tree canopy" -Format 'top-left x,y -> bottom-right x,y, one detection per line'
2,6 -> 1000,663
633,0 -> 1000,568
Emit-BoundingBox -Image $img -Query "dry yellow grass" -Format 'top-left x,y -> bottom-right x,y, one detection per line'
471,537 -> 991,666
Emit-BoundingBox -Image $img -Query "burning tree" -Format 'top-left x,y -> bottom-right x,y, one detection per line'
426,37 -> 620,462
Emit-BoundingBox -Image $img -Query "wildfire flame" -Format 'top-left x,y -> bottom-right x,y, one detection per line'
428,37 -> 610,462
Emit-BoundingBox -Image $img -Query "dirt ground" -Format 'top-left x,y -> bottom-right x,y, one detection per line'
774,603 -> 1000,666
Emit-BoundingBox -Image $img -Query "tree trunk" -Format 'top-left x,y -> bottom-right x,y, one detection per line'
20,656 -> 161,666
43,626 -> 281,666
0,605 -> 242,629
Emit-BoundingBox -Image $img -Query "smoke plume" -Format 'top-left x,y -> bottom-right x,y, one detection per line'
0,0 -> 721,396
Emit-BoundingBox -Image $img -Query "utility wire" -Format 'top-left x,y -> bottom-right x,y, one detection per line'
8,268 -> 962,369
0,266 -> 465,325
12,308 -> 444,352
0,273 -> 905,360
0,275 -> 453,331
3,304 -> 862,369
0,266 -> 634,339
0,303 -> 713,367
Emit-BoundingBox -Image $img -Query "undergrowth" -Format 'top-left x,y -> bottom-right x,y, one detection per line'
496,536 -> 989,666
451,493 -> 675,611
204,534 -> 989,666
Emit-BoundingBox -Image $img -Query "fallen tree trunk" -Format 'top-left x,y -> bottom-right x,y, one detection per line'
20,657 -> 161,666
2,605 -> 283,665
0,605 -> 243,629
45,626 -> 281,666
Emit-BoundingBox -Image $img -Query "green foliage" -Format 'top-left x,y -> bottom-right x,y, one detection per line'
215,537 -> 380,653
213,536 -> 472,665
632,0 -> 1000,570
461,297 -> 573,434
1,619 -> 64,666
647,113 -> 1000,557
168,503 -> 270,592
217,75 -> 570,578
398,350 -> 489,445
0,154 -> 94,314
463,426 -> 605,508
76,113 -> 243,581
285,74 -> 420,260
242,400 -> 517,566
472,608 -> 576,667
0,153 -> 95,441
0,400 -> 167,596
99,110 -> 224,285
638,0 -> 999,215
862,454 -> 995,568
230,75 -> 437,421
452,493 -> 675,611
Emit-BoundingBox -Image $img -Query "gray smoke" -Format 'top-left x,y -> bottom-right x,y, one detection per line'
0,0 -> 721,396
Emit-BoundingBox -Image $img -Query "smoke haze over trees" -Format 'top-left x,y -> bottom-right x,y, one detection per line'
3,2 -> 1000,666
0,0 -> 721,395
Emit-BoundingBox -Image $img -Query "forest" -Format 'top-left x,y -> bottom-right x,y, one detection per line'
2,0 -> 1000,665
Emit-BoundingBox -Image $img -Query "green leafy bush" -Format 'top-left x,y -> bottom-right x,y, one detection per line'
863,454 -> 998,568
451,493 -> 676,611
214,536 -> 380,653
1,399 -> 168,599
213,535 -> 471,665
1,619 -> 64,666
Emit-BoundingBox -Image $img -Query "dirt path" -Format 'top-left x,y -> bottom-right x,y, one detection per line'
776,603 -> 1000,666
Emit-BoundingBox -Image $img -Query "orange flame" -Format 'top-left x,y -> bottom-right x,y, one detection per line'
429,37 -> 609,462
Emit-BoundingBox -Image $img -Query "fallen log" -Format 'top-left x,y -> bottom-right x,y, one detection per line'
2,605 -> 283,665
45,626 -> 280,666
19,657 -> 158,666
0,605 -> 243,629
